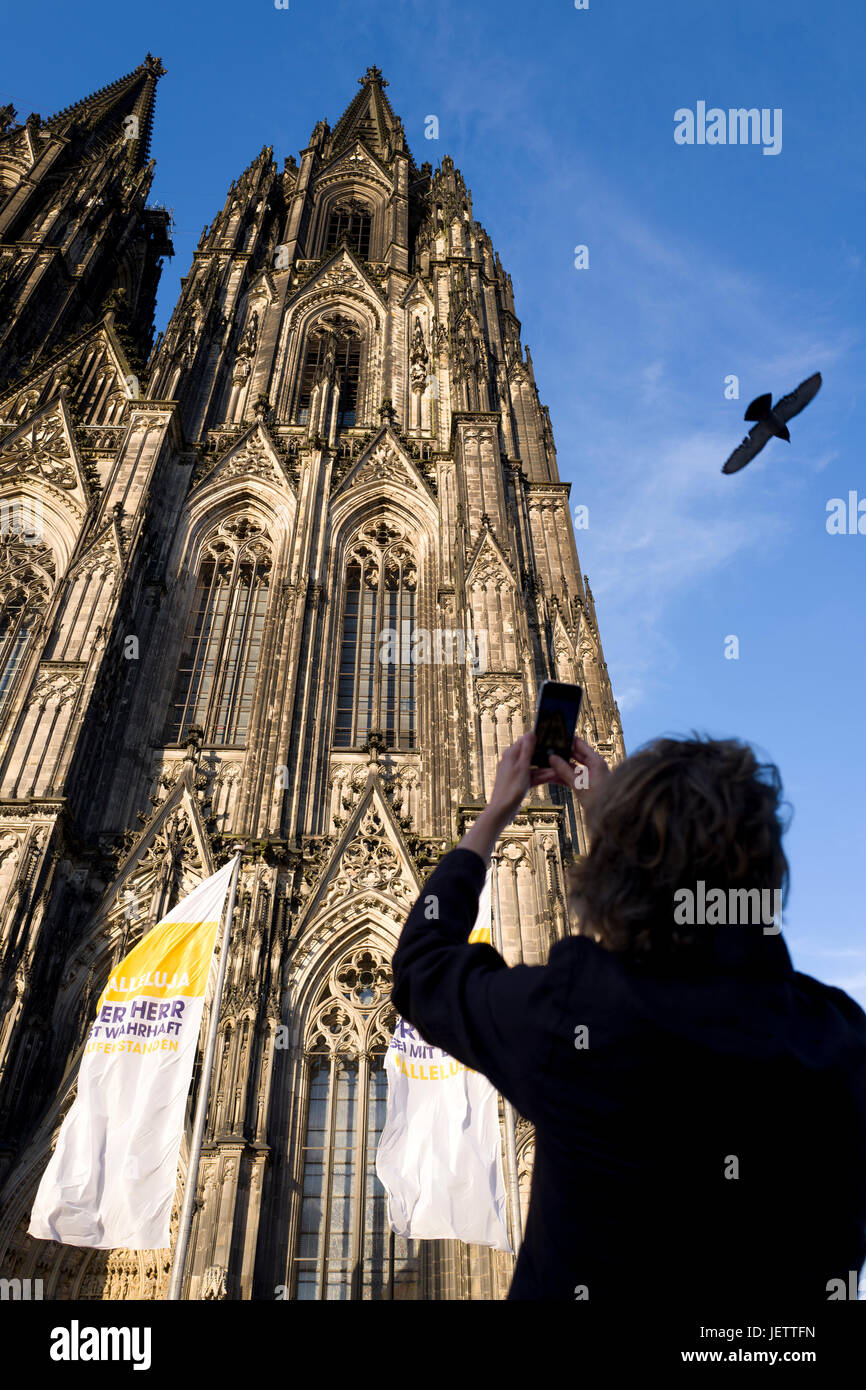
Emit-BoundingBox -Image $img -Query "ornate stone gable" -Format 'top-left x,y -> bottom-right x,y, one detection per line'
192,422 -> 296,496
67,515 -> 125,582
465,525 -> 516,588
0,396 -> 90,509
96,774 -> 215,930
319,141 -> 391,189
331,426 -> 433,499
0,324 -> 135,427
506,357 -> 530,387
239,267 -> 279,311
550,608 -> 578,671
295,775 -> 422,935
288,247 -> 386,310
400,275 -> 435,314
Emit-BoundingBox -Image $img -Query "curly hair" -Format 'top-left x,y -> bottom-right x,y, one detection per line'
566,734 -> 791,965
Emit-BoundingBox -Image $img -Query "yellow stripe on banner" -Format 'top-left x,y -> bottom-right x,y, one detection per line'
97,918 -> 221,1006
468,925 -> 492,945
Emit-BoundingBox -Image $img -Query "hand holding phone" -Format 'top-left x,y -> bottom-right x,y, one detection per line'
531,681 -> 584,768
544,734 -> 612,800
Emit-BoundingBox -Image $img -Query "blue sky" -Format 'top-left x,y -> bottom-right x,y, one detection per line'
3,0 -> 864,1007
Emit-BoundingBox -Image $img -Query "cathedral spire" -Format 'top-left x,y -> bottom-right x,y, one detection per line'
327,65 -> 406,161
42,52 -> 166,169
359,64 -> 388,88
0,54 -> 171,388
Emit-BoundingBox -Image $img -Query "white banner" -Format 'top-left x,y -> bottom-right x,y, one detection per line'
28,856 -> 238,1251
376,869 -> 511,1252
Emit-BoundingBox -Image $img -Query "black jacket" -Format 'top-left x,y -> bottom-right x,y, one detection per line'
391,847 -> 866,1304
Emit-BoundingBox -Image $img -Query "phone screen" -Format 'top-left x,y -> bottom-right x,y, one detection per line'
532,681 -> 583,768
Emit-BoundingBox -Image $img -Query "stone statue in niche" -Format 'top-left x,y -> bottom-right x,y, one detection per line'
238,310 -> 258,359
409,315 -> 429,391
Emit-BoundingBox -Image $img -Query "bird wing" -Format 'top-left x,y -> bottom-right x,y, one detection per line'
744,392 -> 772,422
774,372 -> 822,424
722,421 -> 772,474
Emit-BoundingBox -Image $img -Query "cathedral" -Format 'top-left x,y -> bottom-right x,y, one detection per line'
0,55 -> 623,1300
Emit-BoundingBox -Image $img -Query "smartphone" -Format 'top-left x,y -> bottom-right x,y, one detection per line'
531,680 -> 583,768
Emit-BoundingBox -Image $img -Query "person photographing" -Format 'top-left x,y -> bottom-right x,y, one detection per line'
391,729 -> 866,1304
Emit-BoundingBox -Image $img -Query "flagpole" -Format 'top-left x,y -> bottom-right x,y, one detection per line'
490,853 -> 523,1254
167,847 -> 242,1301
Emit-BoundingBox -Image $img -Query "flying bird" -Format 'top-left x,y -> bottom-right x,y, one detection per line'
722,372 -> 822,474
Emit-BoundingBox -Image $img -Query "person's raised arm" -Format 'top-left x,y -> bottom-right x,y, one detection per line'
391,729 -> 611,1113
458,730 -> 612,867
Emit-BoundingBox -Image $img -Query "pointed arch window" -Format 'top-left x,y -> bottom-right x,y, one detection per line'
323,199 -> 372,260
0,535 -> 54,713
297,332 -> 361,429
165,518 -> 271,747
334,522 -> 416,750
293,946 -> 421,1300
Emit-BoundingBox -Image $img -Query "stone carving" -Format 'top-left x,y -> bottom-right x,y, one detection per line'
343,517 -> 417,592
329,145 -> 381,181
237,309 -> 258,359
130,415 -> 168,432
321,804 -> 414,909
201,432 -> 285,489
31,662 -> 84,709
330,763 -> 370,818
5,387 -> 40,421
305,943 -> 396,1055
317,261 -> 365,292
334,946 -> 391,1008
342,830 -> 400,891
177,316 -> 200,367
137,806 -> 203,876
468,535 -> 511,589
70,526 -> 119,581
499,839 -> 530,870
454,319 -> 481,377
475,679 -> 524,718
463,427 -> 495,455
0,536 -> 54,611
203,514 -> 272,565
200,1265 -> 229,1300
409,315 -> 429,391
0,830 -> 22,868
0,407 -> 78,490
353,440 -> 418,491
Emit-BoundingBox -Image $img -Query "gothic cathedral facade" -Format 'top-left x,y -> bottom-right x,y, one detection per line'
0,57 -> 623,1300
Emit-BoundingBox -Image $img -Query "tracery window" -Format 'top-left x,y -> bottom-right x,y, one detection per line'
0,535 -> 54,712
323,198 -> 372,260
334,520 -> 417,750
297,326 -> 362,429
293,946 -> 420,1300
164,517 -> 271,747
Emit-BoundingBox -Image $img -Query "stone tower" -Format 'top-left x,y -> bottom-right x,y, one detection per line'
0,62 -> 623,1300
